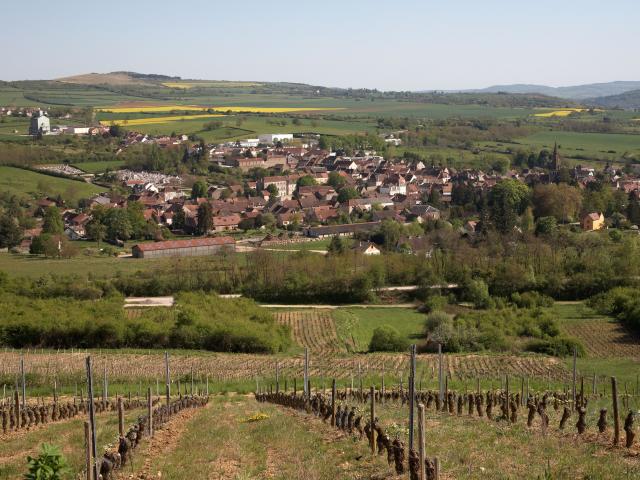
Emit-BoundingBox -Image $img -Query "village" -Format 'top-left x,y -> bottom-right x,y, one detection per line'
4,109 -> 634,259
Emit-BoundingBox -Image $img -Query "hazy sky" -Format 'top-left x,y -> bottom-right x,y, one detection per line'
2,0 -> 639,90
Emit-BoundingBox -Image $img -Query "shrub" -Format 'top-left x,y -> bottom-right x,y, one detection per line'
369,325 -> 408,352
525,337 -> 585,357
464,278 -> 493,309
422,295 -> 448,313
25,444 -> 68,480
511,291 -> 554,309
423,307 -> 561,353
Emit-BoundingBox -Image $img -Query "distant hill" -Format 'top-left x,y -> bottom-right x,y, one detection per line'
438,81 -> 640,100
56,71 -> 180,86
588,89 -> 640,109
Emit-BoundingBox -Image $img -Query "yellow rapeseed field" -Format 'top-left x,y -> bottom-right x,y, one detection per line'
99,114 -> 225,127
533,108 -> 602,118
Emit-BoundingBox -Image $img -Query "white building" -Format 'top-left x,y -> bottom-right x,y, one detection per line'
29,111 -> 50,136
259,133 -> 293,144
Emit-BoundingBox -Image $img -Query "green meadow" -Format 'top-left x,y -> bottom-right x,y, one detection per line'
0,166 -> 106,202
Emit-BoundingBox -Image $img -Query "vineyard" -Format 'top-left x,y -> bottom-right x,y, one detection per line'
0,350 -> 571,388
1,346 -> 639,479
3,306 -> 640,479
274,310 -> 347,353
561,318 -> 640,359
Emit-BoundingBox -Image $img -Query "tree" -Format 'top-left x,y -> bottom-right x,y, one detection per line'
428,188 -> 442,208
368,325 -> 408,352
42,206 -> 64,235
86,220 -> 106,249
489,179 -> 530,234
327,235 -> 344,255
535,216 -> 558,236
259,212 -> 276,230
337,187 -> 359,203
532,183 -> 582,223
0,215 -> 23,249
238,218 -> 256,231
520,207 -> 534,233
191,180 -> 208,199
104,208 -> 132,241
375,220 -> 403,250
126,201 -> 147,238
266,184 -> 279,197
328,171 -> 347,189
296,175 -> 317,188
464,279 -> 492,309
196,202 -> 213,235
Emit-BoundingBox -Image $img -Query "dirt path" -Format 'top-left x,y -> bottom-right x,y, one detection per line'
116,403 -> 210,480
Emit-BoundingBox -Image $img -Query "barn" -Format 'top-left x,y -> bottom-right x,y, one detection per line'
131,236 -> 236,259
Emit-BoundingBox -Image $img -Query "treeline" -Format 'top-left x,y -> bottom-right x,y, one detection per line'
0,291 -> 291,353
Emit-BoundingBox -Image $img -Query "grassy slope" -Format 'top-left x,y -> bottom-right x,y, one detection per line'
0,166 -> 106,202
334,307 -> 425,352
0,253 -> 169,278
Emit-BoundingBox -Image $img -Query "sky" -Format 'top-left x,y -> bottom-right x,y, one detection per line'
2,0 -> 639,91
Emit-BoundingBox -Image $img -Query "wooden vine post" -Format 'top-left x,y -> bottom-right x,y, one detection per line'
331,379 -> 336,427
147,387 -> 153,436
164,351 -> 170,406
103,365 -> 108,405
408,344 -> 416,451
20,356 -> 26,409
612,376 -> 620,446
572,347 -> 577,411
437,343 -> 443,405
369,385 -> 376,454
418,403 -> 426,480
303,348 -> 309,400
14,390 -> 20,429
85,356 -> 99,480
117,397 -> 124,437
84,420 -> 92,480
505,375 -> 510,424
381,363 -> 385,405
275,361 -> 279,394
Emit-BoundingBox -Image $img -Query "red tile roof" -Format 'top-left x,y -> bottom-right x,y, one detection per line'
133,236 -> 235,252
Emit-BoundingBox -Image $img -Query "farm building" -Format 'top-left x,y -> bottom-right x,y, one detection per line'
259,133 -> 293,144
132,236 -> 235,258
305,221 -> 380,239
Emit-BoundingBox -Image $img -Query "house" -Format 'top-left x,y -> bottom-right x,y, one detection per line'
132,237 -> 236,259
211,214 -> 241,232
581,212 -> 605,231
352,242 -> 381,256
